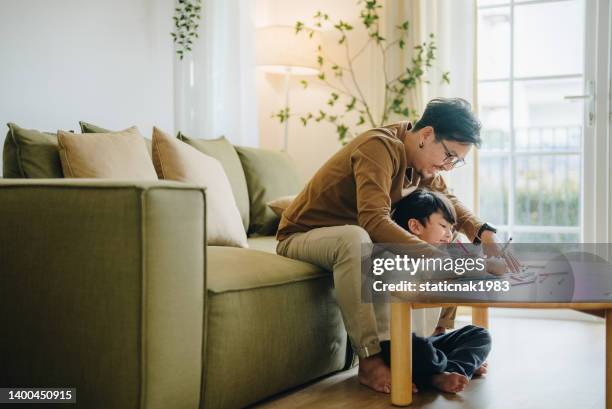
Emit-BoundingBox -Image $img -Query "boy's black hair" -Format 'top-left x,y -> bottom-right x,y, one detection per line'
412,97 -> 482,147
392,189 -> 457,233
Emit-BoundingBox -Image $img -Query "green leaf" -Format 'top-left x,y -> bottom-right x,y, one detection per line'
327,92 -> 339,106
336,124 -> 349,141
300,80 -> 308,89
345,97 -> 356,111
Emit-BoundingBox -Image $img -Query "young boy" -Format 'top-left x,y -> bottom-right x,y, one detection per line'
381,188 -> 492,394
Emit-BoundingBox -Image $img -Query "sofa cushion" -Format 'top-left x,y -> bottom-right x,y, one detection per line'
79,121 -> 111,134
207,246 -> 326,292
79,121 -> 153,157
58,127 -> 157,179
205,246 -> 346,408
177,133 -> 250,231
3,123 -> 63,178
246,236 -> 278,254
235,146 -> 302,236
152,127 -> 248,248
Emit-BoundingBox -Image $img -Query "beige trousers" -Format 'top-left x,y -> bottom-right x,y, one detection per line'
276,225 -> 456,359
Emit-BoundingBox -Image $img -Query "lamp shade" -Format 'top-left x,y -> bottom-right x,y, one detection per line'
256,25 -> 321,76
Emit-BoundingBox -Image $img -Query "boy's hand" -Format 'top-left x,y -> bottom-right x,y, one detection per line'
485,257 -> 507,276
432,326 -> 446,336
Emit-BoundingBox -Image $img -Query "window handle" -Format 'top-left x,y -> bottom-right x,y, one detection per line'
563,94 -> 592,100
564,80 -> 595,127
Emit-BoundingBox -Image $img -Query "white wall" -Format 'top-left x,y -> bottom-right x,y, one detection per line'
0,0 -> 175,175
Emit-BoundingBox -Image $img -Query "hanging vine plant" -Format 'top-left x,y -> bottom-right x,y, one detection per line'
171,0 -> 202,60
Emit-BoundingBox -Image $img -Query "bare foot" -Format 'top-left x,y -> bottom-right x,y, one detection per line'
430,372 -> 469,393
474,361 -> 489,377
358,354 -> 391,394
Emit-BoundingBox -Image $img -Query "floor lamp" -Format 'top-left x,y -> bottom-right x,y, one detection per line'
256,26 -> 321,151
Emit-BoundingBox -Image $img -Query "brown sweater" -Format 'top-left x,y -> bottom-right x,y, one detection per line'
276,121 -> 484,248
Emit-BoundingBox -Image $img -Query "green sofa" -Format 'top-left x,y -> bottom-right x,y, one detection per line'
0,129 -> 353,409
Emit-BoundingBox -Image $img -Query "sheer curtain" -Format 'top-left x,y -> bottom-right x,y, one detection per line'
174,0 -> 259,146
383,0 -> 478,336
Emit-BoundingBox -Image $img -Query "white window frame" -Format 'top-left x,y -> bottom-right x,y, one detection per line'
583,0 -> 611,244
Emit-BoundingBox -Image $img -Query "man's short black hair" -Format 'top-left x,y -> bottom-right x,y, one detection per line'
392,189 -> 457,233
412,97 -> 482,147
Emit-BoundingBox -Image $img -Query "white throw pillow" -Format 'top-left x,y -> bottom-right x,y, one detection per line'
151,127 -> 248,248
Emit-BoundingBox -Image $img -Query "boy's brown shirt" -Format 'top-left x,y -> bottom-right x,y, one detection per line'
276,121 -> 484,248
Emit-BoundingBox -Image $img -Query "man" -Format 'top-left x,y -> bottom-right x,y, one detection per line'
276,98 -> 510,394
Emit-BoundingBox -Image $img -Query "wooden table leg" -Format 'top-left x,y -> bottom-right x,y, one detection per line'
472,306 -> 489,329
391,302 -> 412,406
607,309 -> 612,409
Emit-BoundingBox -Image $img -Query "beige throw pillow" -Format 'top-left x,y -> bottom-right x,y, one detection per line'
152,127 -> 248,248
57,126 -> 157,179
267,195 -> 297,217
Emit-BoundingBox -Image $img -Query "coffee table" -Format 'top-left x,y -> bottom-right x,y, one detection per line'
390,301 -> 612,407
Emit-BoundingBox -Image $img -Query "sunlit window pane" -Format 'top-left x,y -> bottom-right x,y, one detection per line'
514,1 -> 584,77
514,155 -> 580,226
513,78 -> 584,151
478,7 -> 510,80
479,81 -> 510,151
511,232 -> 580,244
478,156 -> 509,225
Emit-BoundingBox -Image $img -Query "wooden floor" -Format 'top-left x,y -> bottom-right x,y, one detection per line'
253,314 -> 605,409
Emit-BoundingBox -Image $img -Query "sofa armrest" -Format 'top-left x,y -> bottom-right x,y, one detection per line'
0,179 -> 206,409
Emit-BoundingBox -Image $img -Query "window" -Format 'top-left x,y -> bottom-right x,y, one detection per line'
477,0 -> 586,243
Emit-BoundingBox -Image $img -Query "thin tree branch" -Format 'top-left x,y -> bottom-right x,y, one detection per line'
344,39 -> 376,126
384,38 -> 401,52
350,37 -> 372,61
322,79 -> 365,105
379,35 -> 390,125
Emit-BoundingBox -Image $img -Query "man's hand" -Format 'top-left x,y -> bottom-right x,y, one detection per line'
480,230 -> 521,273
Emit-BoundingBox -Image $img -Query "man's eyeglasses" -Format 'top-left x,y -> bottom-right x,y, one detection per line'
439,139 -> 466,169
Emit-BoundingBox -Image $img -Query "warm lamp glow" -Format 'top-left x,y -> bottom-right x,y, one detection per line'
256,25 -> 321,76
